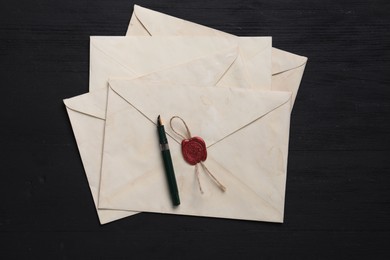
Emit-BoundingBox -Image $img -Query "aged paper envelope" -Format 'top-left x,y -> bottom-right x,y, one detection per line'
98,79 -> 292,222
65,36 -> 271,224
127,5 -> 307,107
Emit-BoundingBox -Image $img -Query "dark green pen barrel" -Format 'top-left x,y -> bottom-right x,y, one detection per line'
161,149 -> 180,206
157,125 -> 180,206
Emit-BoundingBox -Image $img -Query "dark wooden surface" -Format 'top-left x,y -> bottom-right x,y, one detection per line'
1,0 -> 389,258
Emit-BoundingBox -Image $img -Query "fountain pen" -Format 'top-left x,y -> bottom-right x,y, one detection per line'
157,115 -> 180,206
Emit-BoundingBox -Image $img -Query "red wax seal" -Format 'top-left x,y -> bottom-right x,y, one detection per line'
181,136 -> 207,165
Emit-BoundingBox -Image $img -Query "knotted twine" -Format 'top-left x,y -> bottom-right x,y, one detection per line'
169,116 -> 226,193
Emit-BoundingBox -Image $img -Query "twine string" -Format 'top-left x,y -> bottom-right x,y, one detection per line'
169,116 -> 192,140
194,164 -> 204,194
200,162 -> 226,192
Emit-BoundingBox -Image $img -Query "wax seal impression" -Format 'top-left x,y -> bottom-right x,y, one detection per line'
181,136 -> 207,165
170,116 -> 226,192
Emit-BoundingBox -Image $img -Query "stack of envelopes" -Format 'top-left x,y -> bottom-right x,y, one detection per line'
64,5 -> 307,224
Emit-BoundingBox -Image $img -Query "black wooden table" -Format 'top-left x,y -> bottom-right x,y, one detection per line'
1,0 -> 389,258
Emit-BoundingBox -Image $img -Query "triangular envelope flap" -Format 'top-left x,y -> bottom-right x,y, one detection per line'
272,48 -> 307,75
132,5 -> 307,76
109,80 -> 291,147
132,6 -> 272,77
63,88 -> 108,120
134,5 -> 230,37
135,46 -> 238,87
90,36 -> 237,75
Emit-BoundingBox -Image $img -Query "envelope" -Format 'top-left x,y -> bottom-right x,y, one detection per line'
98,79 -> 292,222
64,36 -> 272,224
90,36 -> 272,92
127,5 -> 307,107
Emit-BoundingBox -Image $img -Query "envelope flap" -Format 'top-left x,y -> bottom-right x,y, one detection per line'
90,36 -> 238,76
132,5 -> 307,76
272,48 -> 307,75
109,80 -> 291,147
63,88 -> 108,119
134,5 -> 228,37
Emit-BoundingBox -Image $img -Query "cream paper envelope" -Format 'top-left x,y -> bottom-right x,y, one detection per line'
98,79 -> 292,222
90,35 -> 271,92
127,5 -> 307,107
64,37 -> 271,224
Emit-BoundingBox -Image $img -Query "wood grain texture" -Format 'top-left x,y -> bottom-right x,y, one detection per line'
0,0 -> 389,258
